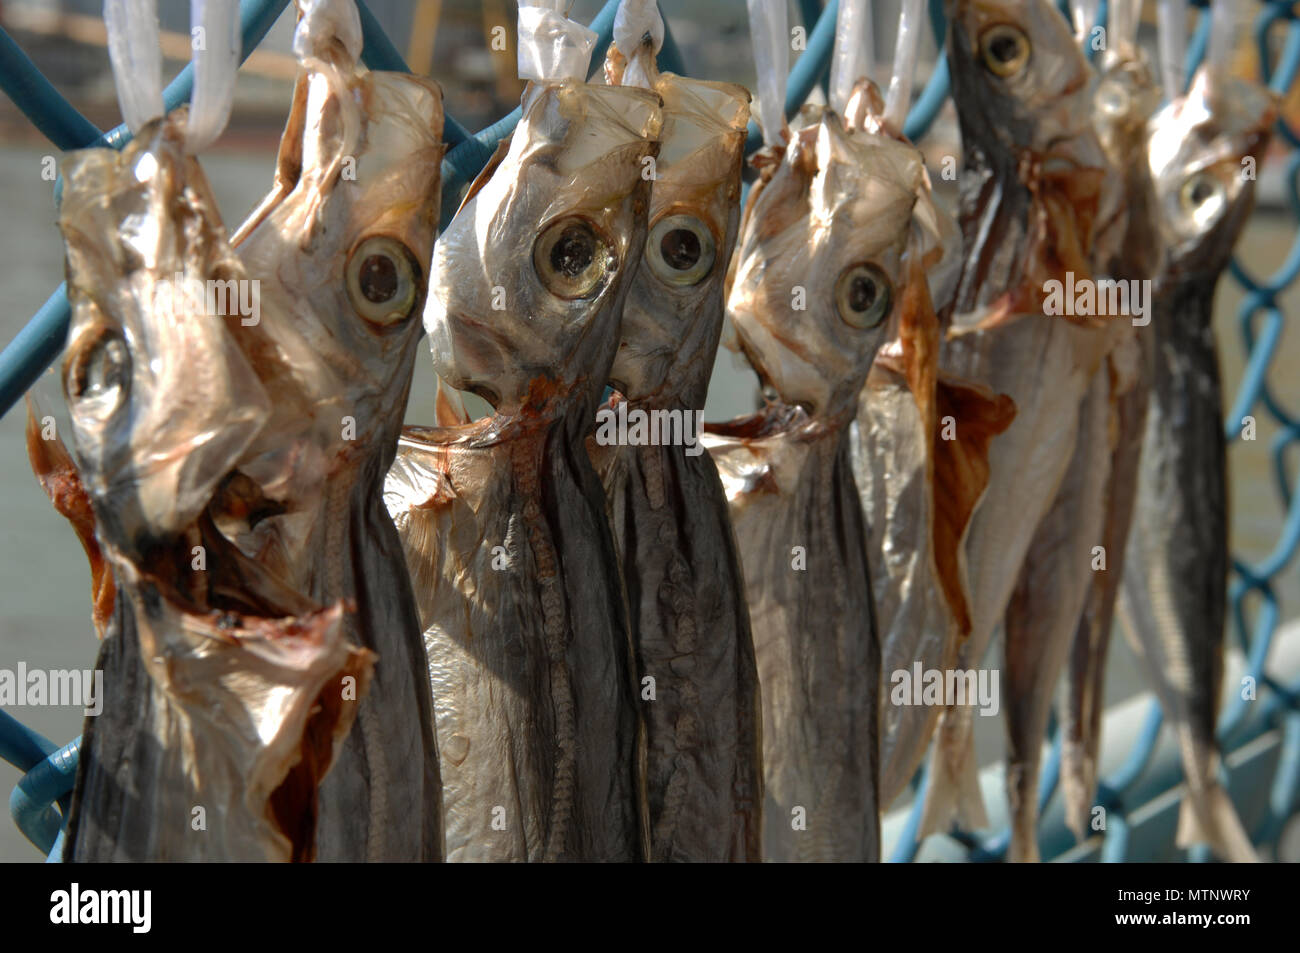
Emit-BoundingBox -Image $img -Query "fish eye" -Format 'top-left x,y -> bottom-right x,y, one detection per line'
533,217 -> 614,299
646,213 -> 716,287
66,328 -> 130,413
980,24 -> 1031,78
835,263 -> 892,330
1179,172 -> 1227,227
1181,173 -> 1222,209
346,236 -> 422,327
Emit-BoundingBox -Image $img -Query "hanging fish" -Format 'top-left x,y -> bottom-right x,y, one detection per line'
704,74 -> 934,862
222,0 -> 448,861
844,0 -> 1013,808
47,112 -> 371,862
385,2 -> 663,860
1061,0 -> 1163,842
919,0 -> 1124,857
1116,63 -> 1276,863
592,5 -> 761,863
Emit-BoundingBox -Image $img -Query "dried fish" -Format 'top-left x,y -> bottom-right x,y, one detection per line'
845,80 -> 1013,808
920,0 -> 1124,852
50,113 -> 370,862
1061,14 -> 1163,840
1116,65 -> 1276,863
385,77 -> 663,861
223,0 -> 448,861
594,32 -> 761,862
705,81 -> 925,861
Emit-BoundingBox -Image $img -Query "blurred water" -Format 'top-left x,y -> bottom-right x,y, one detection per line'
0,143 -> 1295,857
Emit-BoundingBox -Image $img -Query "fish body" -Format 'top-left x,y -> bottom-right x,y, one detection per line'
920,0 -> 1122,843
589,64 -> 762,861
705,89 -> 923,861
385,80 -> 663,861
1061,32 -> 1163,840
1118,66 -> 1276,863
224,8 -> 448,861
55,113 -> 370,862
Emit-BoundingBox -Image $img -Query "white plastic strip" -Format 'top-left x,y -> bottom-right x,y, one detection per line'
1108,0 -> 1141,55
1207,0 -> 1235,71
103,0 -> 164,134
884,0 -> 922,131
1069,0 -> 1100,42
185,0 -> 241,152
747,0 -> 789,145
612,0 -> 664,89
1156,0 -> 1186,100
830,0 -> 872,117
517,0 -> 598,83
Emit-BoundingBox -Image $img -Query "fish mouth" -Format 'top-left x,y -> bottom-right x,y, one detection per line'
125,468 -> 318,624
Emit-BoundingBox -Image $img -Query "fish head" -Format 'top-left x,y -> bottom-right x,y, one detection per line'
231,50 -> 445,495
59,112 -> 269,553
608,74 -> 749,406
726,105 -> 920,421
425,81 -> 662,417
1148,66 -> 1277,278
1094,46 -> 1161,163
945,0 -> 1100,161
945,0 -> 1121,315
1092,43 -> 1162,278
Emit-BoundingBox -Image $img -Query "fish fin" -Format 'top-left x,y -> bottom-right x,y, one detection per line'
931,378 -> 1016,638
457,135 -> 512,217
25,397 -> 115,638
1175,779 -> 1260,862
231,72 -> 310,246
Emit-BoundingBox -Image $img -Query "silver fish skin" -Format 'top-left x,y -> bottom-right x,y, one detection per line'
705,91 -> 922,861
226,9 -> 448,861
1117,66 -> 1276,863
385,80 -> 663,861
920,0 -> 1122,839
55,113 -> 371,862
1061,29 -> 1163,841
590,61 -> 762,861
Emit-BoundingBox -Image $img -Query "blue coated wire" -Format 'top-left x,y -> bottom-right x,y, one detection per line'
0,28 -> 101,149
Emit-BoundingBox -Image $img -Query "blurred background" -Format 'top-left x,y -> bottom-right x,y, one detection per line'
0,0 -> 1297,860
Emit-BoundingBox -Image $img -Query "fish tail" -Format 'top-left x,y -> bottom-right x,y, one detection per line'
918,706 -> 988,837
1175,787 -> 1258,863
1174,737 -> 1259,862
1060,734 -> 1098,844
1061,612 -> 1105,843
1004,758 -> 1041,863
